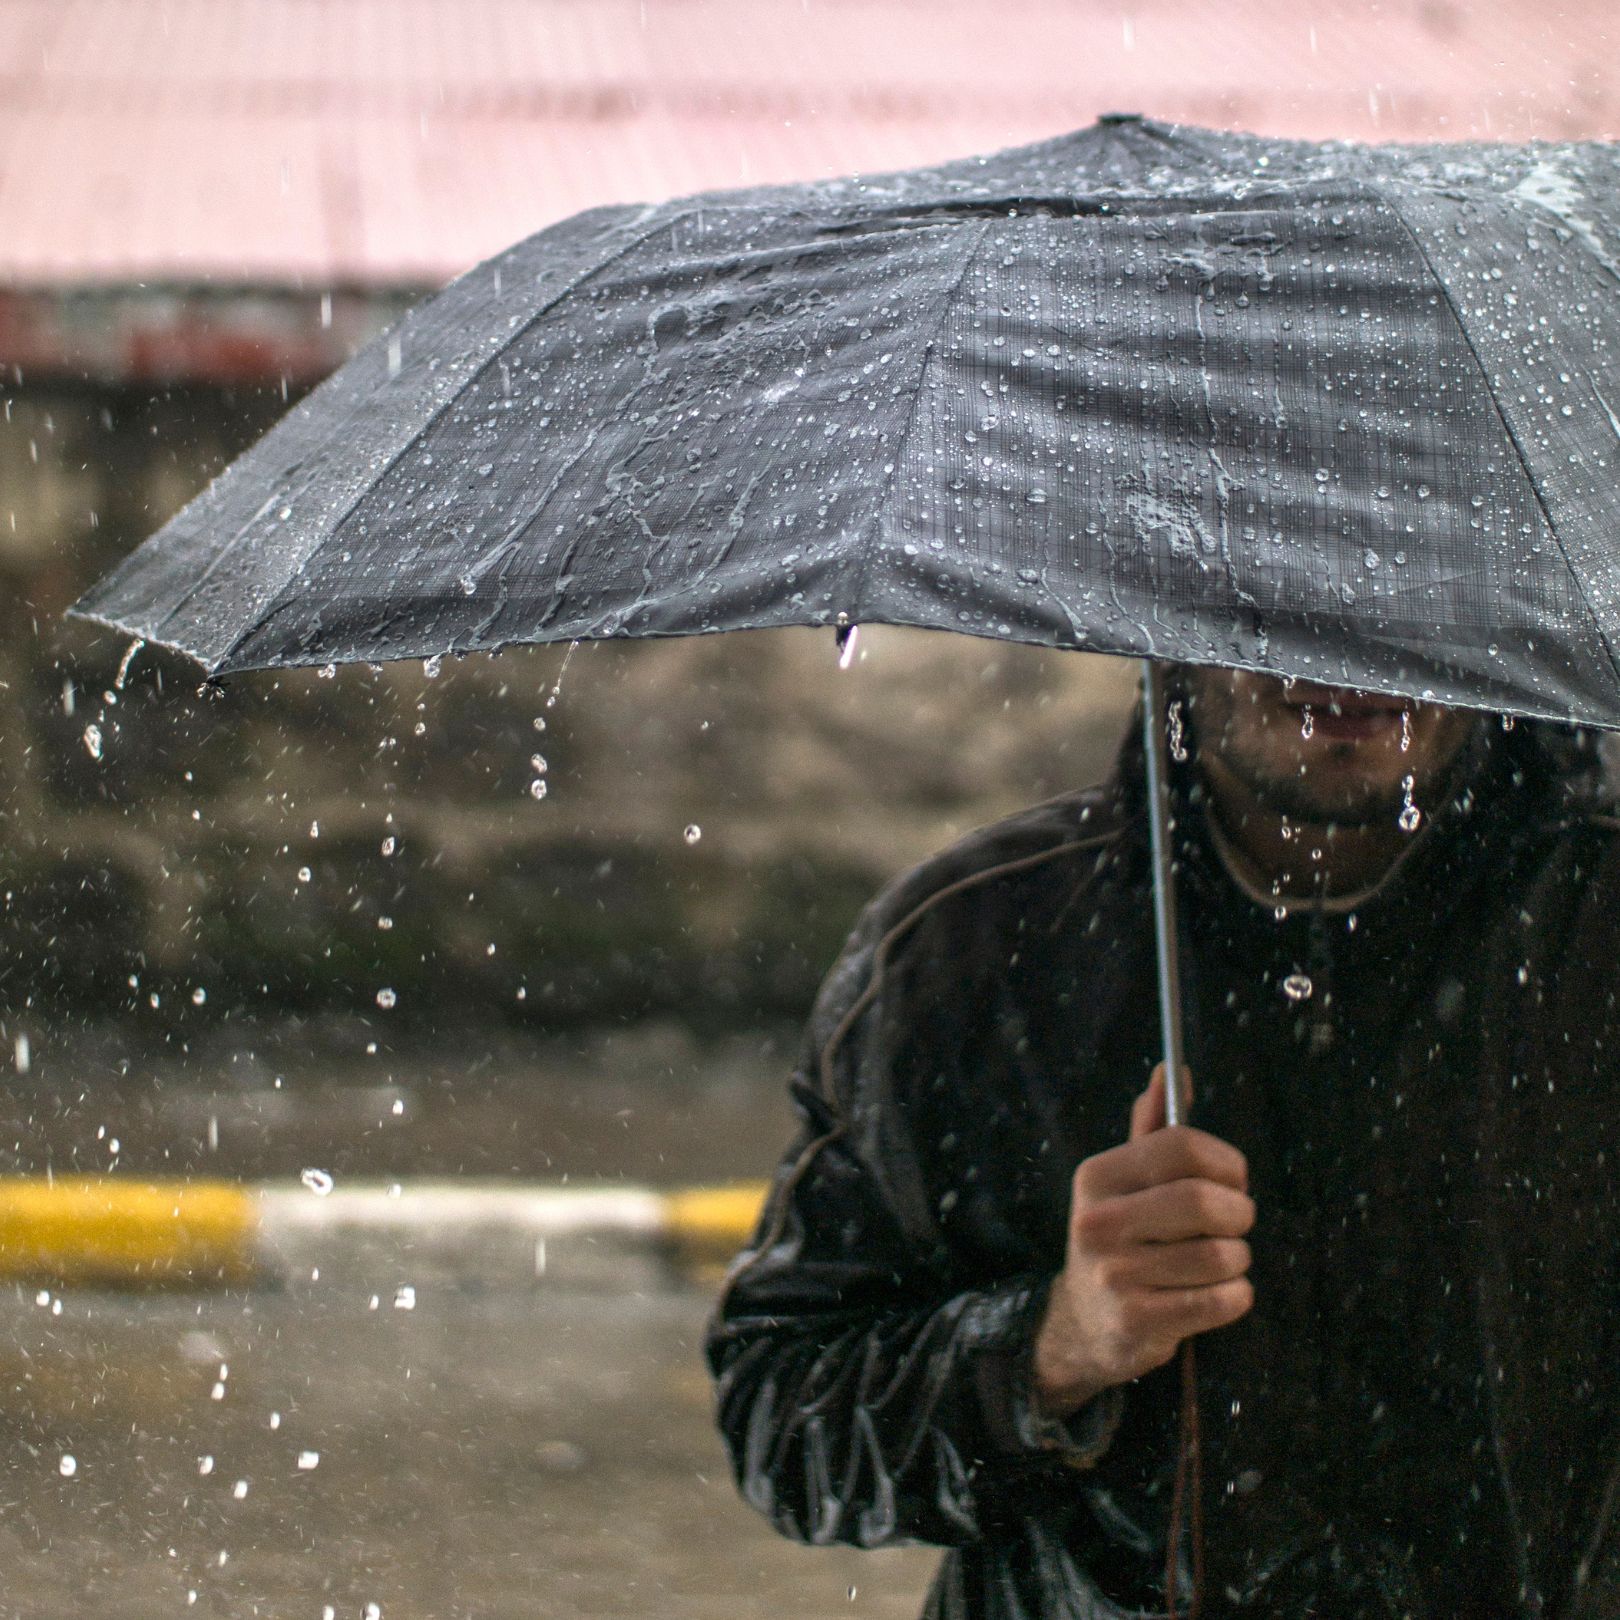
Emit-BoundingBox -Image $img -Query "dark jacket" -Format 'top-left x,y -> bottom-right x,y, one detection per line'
706,719 -> 1620,1620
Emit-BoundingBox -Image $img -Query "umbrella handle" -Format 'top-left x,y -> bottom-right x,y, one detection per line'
1140,659 -> 1187,1127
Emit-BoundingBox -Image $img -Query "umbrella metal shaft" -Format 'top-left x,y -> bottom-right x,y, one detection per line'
1140,659 -> 1187,1127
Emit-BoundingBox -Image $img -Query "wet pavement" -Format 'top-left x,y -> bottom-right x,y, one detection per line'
0,1021 -> 804,1187
0,1277 -> 937,1619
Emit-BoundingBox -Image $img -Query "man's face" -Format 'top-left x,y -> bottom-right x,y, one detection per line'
1182,668 -> 1481,827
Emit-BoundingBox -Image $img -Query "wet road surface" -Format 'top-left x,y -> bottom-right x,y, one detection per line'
0,1279 -> 936,1619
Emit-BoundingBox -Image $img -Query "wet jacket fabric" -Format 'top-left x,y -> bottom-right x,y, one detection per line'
705,720 -> 1620,1620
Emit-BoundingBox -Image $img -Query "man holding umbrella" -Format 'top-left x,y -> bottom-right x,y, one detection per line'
706,665 -> 1620,1618
71,113 -> 1620,1619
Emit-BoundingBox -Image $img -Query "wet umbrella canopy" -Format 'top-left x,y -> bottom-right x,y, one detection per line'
71,115 -> 1620,731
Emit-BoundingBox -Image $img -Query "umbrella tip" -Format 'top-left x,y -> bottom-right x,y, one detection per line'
1097,111 -> 1144,126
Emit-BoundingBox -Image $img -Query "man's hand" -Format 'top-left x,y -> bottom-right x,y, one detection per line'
1031,1065 -> 1255,1417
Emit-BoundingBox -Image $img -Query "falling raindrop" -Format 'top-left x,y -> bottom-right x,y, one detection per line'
232,1480 -> 249,1500
297,866 -> 312,883
381,835 -> 397,856
1398,774 -> 1422,832
375,988 -> 398,1010
297,1451 -> 320,1471
1400,710 -> 1412,752
114,638 -> 146,689
394,1285 -> 416,1311
422,655 -> 443,679
82,724 -> 103,761
198,1456 -> 214,1475
1167,699 -> 1188,762
300,1168 -> 334,1196
13,1034 -> 30,1075
58,1455 -> 77,1478
318,664 -> 337,680
529,778 -> 548,801
191,987 -> 207,1006
1282,973 -> 1314,1002
1300,705 -> 1314,740
684,824 -> 702,845
1501,714 -> 1516,731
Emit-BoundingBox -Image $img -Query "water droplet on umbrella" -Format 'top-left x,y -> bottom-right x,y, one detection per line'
300,1168 -> 334,1196
1363,548 -> 1381,571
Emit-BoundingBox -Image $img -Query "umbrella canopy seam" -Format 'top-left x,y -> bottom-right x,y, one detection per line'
1387,202 -> 1620,696
853,219 -> 993,626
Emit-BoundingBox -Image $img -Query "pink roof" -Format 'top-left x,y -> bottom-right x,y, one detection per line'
1,0 -> 1617,289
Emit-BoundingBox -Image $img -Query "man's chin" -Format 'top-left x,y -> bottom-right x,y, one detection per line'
1229,771 -> 1411,829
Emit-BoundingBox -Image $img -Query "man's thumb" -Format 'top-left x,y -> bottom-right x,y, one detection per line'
1129,1064 -> 1169,1140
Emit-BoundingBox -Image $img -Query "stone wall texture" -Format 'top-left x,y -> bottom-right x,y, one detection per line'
0,375 -> 1136,1039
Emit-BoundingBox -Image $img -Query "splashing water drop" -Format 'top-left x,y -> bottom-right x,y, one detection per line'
1398,774 -> 1421,832
1282,973 -> 1314,1002
300,1168 -> 334,1196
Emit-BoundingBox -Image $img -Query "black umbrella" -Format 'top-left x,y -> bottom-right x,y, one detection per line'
69,114 -> 1620,1608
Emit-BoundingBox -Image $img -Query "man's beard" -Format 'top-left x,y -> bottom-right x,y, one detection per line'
1209,737 -> 1418,828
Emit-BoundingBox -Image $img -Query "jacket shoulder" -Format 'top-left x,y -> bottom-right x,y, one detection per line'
856,784 -> 1129,948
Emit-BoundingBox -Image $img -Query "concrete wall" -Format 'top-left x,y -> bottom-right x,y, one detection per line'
0,376 -> 1136,1040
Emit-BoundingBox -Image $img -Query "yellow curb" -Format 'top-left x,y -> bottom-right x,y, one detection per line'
0,1178 -> 259,1286
663,1182 -> 767,1266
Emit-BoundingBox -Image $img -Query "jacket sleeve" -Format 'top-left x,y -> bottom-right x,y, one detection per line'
704,893 -> 1124,1549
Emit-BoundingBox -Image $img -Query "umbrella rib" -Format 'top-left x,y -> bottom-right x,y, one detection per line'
208,208 -> 680,673
1389,201 -> 1620,694
850,220 -> 995,624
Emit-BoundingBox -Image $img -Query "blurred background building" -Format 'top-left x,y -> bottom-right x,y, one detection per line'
2,0 -> 1616,1059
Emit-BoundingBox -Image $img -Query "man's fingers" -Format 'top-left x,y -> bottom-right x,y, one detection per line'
1105,1237 -> 1251,1291
1081,1125 -> 1250,1199
1137,1277 -> 1255,1340
1077,1178 -> 1256,1247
